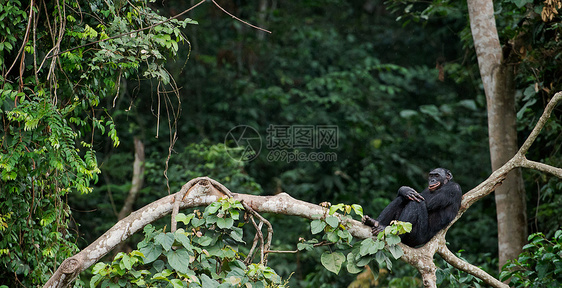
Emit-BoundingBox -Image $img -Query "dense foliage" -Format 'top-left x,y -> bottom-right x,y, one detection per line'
501,231 -> 562,287
0,0 -> 194,286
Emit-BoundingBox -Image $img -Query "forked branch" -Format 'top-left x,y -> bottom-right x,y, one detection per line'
425,91 -> 562,288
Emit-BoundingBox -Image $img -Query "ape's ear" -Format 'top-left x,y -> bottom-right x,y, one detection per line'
446,170 -> 453,180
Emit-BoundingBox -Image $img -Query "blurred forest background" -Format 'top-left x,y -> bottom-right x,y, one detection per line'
1,0 -> 561,287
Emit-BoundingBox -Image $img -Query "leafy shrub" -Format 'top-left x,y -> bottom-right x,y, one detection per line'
500,230 -> 562,287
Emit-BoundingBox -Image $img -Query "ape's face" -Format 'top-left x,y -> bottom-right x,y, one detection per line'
428,168 -> 452,192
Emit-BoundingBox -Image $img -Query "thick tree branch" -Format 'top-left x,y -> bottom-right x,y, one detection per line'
45,178 -> 225,288
44,178 -> 372,288
399,238 -> 440,287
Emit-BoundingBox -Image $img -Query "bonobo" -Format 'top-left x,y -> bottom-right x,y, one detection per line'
362,168 -> 462,247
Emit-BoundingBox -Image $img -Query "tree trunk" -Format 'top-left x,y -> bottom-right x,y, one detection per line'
117,137 -> 145,220
466,0 -> 527,269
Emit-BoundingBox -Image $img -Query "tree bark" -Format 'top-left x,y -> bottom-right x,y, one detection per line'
466,0 -> 527,269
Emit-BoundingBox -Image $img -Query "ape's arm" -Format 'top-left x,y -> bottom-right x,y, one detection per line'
398,186 -> 425,203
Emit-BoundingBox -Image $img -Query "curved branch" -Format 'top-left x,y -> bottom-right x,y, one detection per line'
437,245 -> 508,288
45,178 -> 224,288
241,200 -> 274,264
44,178 -> 371,288
211,0 -> 272,34
245,215 -> 264,264
412,92 -> 562,287
520,158 -> 562,178
458,91 -> 562,214
517,92 -> 562,155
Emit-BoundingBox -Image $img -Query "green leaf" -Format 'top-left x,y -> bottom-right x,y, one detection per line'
325,215 -> 339,228
386,234 -> 401,246
311,219 -> 326,234
154,233 -> 174,251
167,249 -> 191,274
360,238 -> 376,256
204,214 -> 217,225
176,213 -> 194,225
459,99 -> 477,111
329,203 -> 344,215
152,268 -> 173,280
337,229 -> 352,243
217,216 -> 234,229
121,253 -> 133,270
200,274 -> 219,288
191,217 -> 205,227
351,204 -> 363,217
230,227 -> 245,243
90,274 -> 104,288
153,260 -> 165,272
420,104 -> 439,115
169,279 -> 183,288
230,209 -> 240,220
375,250 -> 387,266
321,251 -> 345,275
297,242 -> 314,251
400,109 -> 418,118
139,244 -> 162,263
388,245 -> 404,259
174,231 -> 193,251
346,252 -> 363,274
375,239 -> 385,250
555,230 -> 562,240
92,262 -> 107,275
194,235 -> 213,246
326,231 -> 340,243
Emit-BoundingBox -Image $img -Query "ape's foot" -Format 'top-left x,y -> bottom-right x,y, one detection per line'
362,215 -> 386,235
362,215 -> 379,227
372,224 -> 386,236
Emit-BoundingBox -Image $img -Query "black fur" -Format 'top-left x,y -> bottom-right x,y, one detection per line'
362,168 -> 462,247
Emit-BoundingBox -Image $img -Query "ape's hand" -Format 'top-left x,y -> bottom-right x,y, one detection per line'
398,186 -> 425,202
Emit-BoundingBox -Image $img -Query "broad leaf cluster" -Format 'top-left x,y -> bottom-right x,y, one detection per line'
91,197 -> 284,287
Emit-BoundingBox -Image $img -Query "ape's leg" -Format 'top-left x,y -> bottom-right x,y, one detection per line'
363,198 -> 407,235
396,201 -> 429,246
376,197 -> 407,225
